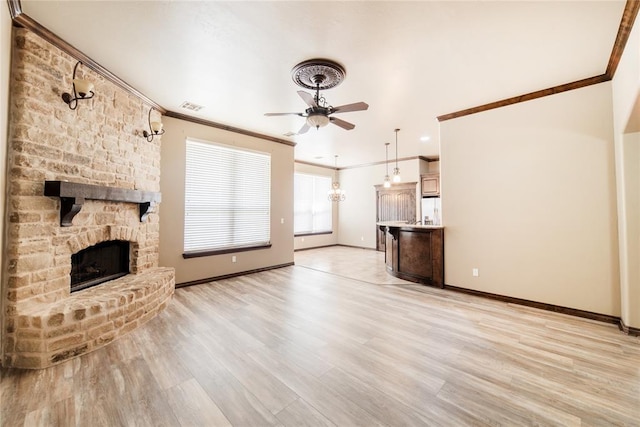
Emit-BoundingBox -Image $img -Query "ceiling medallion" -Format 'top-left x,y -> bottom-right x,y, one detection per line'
291,59 -> 346,91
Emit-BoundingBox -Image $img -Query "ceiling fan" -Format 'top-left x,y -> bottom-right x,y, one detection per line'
265,59 -> 369,135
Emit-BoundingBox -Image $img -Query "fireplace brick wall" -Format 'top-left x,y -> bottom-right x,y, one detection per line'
3,28 -> 175,369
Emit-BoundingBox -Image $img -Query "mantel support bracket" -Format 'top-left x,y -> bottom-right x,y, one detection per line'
60,197 -> 85,227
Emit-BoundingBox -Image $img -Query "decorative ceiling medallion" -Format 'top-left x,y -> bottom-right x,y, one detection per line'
291,59 -> 346,90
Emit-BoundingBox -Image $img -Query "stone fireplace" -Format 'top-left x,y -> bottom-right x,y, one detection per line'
2,29 -> 175,369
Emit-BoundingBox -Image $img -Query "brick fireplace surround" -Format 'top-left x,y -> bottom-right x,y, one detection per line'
2,29 -> 175,369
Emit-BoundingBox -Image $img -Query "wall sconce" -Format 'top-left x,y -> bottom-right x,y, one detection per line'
143,107 -> 165,142
61,61 -> 94,110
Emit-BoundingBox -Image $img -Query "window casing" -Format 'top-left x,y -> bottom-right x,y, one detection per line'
294,173 -> 332,235
184,138 -> 271,256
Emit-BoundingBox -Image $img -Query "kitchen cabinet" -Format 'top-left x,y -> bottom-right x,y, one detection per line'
421,173 -> 440,197
374,182 -> 417,251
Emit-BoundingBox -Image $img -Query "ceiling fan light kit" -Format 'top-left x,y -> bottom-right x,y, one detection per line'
265,58 -> 368,134
306,113 -> 330,129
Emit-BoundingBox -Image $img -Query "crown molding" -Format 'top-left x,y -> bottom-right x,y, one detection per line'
164,111 -> 295,147
7,0 -> 21,18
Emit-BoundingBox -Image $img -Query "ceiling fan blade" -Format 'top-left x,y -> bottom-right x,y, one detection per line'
297,122 -> 311,135
297,91 -> 317,108
331,102 -> 369,114
264,112 -> 302,116
330,117 -> 355,130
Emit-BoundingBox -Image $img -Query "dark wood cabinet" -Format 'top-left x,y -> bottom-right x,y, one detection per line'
375,182 -> 417,251
379,224 -> 444,288
421,173 -> 440,197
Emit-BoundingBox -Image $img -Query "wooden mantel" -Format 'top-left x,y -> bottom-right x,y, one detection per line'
44,181 -> 162,226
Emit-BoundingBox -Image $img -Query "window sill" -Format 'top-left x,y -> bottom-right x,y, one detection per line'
294,231 -> 333,237
183,243 -> 272,259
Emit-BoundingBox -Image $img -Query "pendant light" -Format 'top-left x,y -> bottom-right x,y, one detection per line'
383,143 -> 391,188
328,155 -> 346,202
392,128 -> 401,183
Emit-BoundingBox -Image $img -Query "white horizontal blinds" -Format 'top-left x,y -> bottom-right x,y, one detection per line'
184,139 -> 271,252
294,173 -> 331,234
294,174 -> 314,233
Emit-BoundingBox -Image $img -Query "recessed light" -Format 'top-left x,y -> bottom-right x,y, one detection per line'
420,136 -> 430,142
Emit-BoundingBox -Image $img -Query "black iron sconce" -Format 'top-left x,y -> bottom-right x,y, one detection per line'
143,107 -> 165,142
61,61 -> 94,110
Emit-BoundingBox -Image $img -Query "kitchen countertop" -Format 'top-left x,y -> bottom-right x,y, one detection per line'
377,221 -> 444,230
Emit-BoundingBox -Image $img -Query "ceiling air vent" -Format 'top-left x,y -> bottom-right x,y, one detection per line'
283,131 -> 297,137
179,101 -> 204,112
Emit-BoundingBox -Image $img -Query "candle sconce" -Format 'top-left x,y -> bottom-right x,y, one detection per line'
143,107 -> 165,142
61,61 -> 95,110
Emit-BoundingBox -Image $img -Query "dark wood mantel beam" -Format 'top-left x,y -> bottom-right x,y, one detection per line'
44,181 -> 161,226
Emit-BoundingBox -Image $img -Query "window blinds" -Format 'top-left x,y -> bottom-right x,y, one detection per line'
294,173 -> 332,234
184,139 -> 271,253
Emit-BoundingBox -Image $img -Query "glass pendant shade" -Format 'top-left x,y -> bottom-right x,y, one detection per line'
307,113 -> 330,128
150,121 -> 164,134
383,142 -> 392,187
392,168 -> 401,182
73,78 -> 94,98
392,128 -> 401,183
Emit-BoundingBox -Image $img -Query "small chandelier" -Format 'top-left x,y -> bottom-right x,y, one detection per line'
328,155 -> 346,202
383,142 -> 391,188
61,61 -> 94,110
143,106 -> 165,142
393,128 -> 401,182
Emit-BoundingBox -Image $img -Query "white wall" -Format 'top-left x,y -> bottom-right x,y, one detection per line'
159,116 -> 294,284
293,162 -> 339,250
612,20 -> 640,328
440,83 -> 620,316
338,158 -> 420,248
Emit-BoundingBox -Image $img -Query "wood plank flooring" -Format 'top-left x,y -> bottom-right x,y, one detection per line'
2,246 -> 639,426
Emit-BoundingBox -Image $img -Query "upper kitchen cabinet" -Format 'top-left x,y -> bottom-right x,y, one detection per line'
421,173 -> 440,197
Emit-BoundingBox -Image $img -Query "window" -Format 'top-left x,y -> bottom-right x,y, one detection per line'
294,173 -> 332,235
184,139 -> 271,255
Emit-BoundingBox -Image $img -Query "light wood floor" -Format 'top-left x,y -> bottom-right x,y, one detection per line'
2,246 -> 639,426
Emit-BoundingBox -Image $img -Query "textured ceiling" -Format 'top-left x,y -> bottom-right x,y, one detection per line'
21,1 -> 627,167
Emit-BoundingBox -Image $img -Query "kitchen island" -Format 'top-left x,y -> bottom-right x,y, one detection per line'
377,222 -> 444,288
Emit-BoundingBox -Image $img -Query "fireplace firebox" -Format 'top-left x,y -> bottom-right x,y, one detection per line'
71,240 -> 130,292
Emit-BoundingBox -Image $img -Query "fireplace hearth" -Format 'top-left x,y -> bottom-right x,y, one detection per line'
71,240 -> 130,292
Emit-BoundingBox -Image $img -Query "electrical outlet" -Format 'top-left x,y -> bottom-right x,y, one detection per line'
232,256 -> 237,263
280,218 -> 284,224
301,237 -> 304,242
361,236 -> 364,241
472,268 -> 479,277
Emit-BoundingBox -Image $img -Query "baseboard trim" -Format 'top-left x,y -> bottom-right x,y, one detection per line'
175,262 -> 294,288
294,244 -> 338,252
618,319 -> 640,337
443,284 -> 620,325
336,244 -> 377,251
